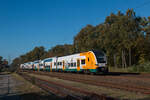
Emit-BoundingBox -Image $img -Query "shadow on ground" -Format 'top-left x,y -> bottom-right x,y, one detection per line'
0,92 -> 150,100
0,92 -> 62,100
100,72 -> 140,76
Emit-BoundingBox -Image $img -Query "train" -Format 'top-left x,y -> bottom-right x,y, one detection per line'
20,51 -> 108,74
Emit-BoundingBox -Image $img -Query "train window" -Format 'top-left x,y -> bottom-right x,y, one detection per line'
57,62 -> 59,65
81,59 -> 85,65
88,58 -> 89,62
60,62 -> 62,65
71,63 -> 73,67
44,59 -> 52,62
68,63 -> 70,67
93,51 -> 106,63
74,62 -> 76,67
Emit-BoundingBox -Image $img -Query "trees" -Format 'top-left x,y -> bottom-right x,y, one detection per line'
10,46 -> 47,71
47,44 -> 73,57
74,25 -> 95,52
73,9 -> 150,68
11,8 -> 150,70
0,56 -> 9,72
10,45 -> 73,71
0,56 -> 2,62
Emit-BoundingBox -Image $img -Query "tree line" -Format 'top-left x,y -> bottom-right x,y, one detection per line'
11,9 -> 150,71
0,56 -> 9,72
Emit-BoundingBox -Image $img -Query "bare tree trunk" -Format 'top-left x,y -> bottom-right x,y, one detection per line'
114,54 -> 117,67
122,50 -> 127,68
129,48 -> 132,66
124,50 -> 127,68
122,50 -> 124,68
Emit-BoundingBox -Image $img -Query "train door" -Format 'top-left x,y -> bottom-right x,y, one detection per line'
87,52 -> 92,69
37,64 -> 40,71
50,62 -> 52,72
56,58 -> 58,71
48,63 -> 51,72
77,59 -> 80,71
63,60 -> 65,71
43,62 -> 45,71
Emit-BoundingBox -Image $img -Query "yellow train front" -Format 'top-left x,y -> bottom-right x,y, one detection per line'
78,51 -> 108,73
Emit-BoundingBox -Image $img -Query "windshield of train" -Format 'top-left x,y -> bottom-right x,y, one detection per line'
93,51 -> 106,63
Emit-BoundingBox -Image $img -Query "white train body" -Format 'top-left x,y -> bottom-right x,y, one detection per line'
20,51 -> 108,73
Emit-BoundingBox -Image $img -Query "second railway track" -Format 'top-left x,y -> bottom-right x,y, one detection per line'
25,71 -> 150,95
18,72 -> 121,100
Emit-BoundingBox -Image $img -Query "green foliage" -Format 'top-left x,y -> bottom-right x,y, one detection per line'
74,25 -> 96,52
0,56 -> 9,72
129,62 -> 150,72
48,44 -> 73,57
74,9 -> 150,67
10,46 -> 47,71
138,54 -> 146,64
0,56 -> 2,62
11,45 -> 73,71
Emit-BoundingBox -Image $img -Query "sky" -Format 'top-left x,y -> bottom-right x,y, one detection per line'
0,0 -> 150,62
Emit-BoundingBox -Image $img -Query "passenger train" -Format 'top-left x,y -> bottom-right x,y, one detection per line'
20,51 -> 108,73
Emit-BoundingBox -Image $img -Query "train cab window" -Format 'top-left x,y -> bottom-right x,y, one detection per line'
88,58 -> 89,62
74,62 -> 76,67
81,59 -> 85,65
71,63 -> 73,67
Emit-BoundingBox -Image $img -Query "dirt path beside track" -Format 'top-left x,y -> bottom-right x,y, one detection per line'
0,73 -> 61,100
0,73 -> 21,100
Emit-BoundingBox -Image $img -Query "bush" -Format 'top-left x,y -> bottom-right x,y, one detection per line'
129,62 -> 150,73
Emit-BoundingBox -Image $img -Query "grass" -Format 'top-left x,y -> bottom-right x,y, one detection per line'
108,67 -> 133,73
12,73 -> 43,93
109,62 -> 150,73
12,73 -> 62,100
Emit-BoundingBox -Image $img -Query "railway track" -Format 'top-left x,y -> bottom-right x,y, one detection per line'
18,72 -> 121,100
26,71 -> 150,95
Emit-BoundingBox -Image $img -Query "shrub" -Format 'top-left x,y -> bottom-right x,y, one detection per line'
129,62 -> 150,72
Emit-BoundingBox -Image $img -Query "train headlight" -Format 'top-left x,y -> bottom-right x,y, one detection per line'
95,63 -> 106,67
95,64 -> 99,66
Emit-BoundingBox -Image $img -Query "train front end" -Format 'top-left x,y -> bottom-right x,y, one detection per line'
92,51 -> 108,73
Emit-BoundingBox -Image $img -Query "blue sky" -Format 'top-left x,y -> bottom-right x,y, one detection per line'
0,0 -> 150,61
